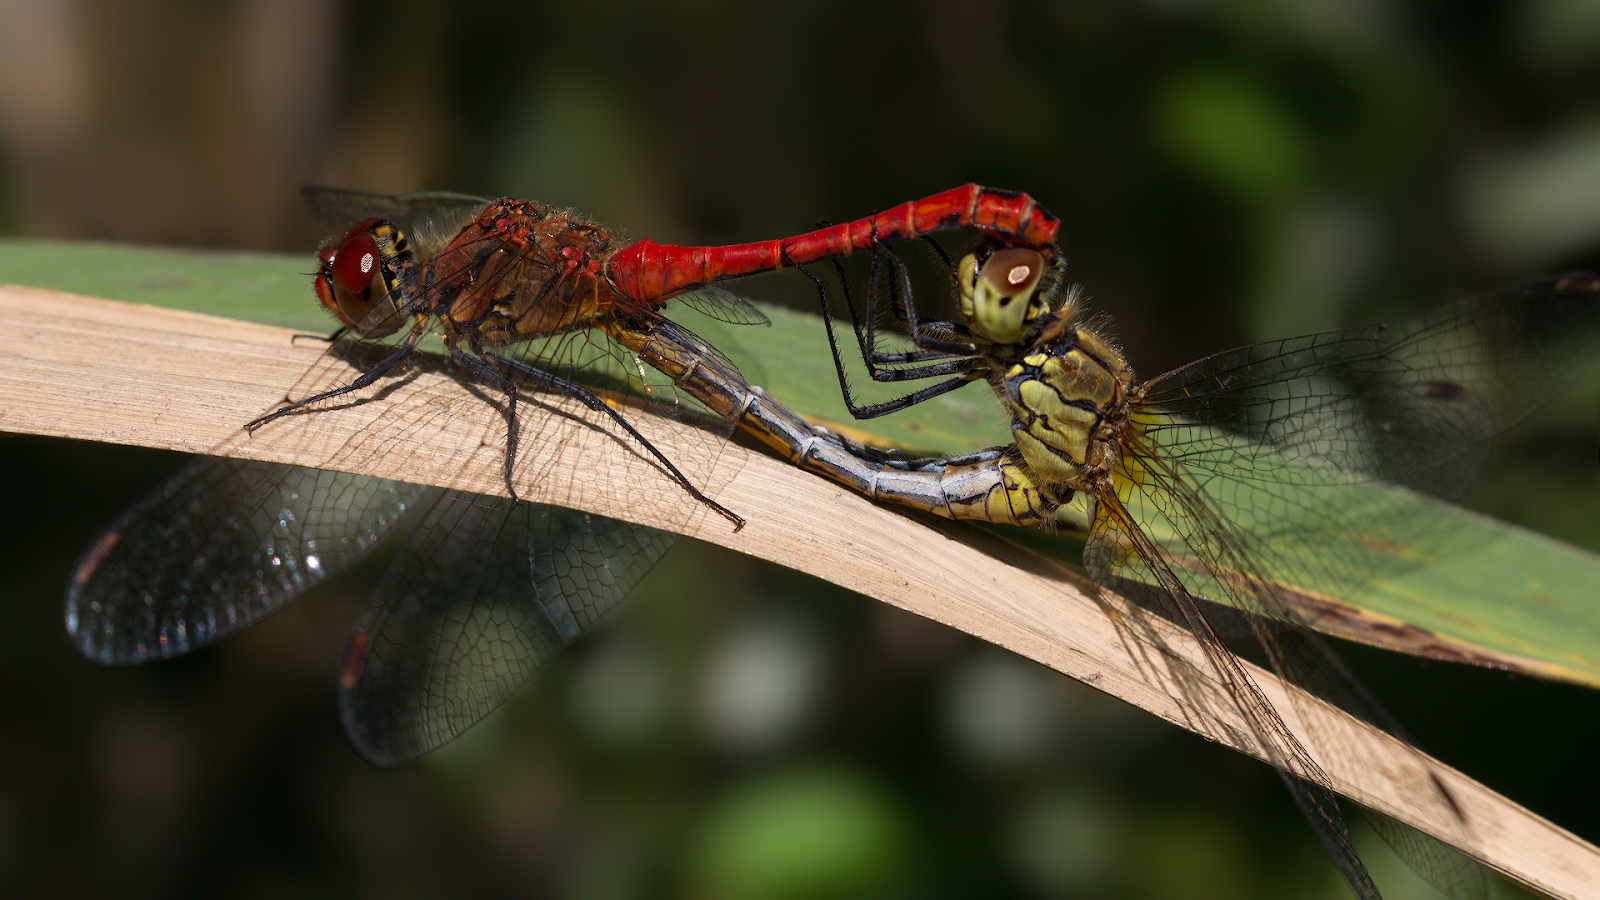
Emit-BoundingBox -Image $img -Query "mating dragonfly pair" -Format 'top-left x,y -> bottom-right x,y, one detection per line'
65,185 -> 1600,900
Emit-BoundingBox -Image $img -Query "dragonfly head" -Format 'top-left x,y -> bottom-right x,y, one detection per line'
314,218 -> 414,338
958,246 -> 1052,345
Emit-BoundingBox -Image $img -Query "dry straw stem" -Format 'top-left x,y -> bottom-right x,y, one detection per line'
2,283 -> 1594,898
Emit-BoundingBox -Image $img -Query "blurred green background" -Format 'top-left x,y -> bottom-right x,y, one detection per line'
1,1 -> 1599,898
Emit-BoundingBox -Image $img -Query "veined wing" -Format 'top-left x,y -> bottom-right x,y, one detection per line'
1068,277 -> 1600,890
66,458 -> 424,665
1108,412 -> 1482,621
1069,277 -> 1600,898
1120,272 -> 1600,661
1143,273 -> 1600,498
302,186 -> 494,259
672,285 -> 772,327
336,492 -> 675,766
1086,444 -> 1488,900
1085,487 -> 1384,899
1068,287 -> 1600,900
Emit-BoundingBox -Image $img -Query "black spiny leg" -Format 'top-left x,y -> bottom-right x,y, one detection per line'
794,258 -> 983,418
247,322 -> 424,432
289,325 -> 349,345
486,352 -> 746,531
874,248 -> 973,359
791,242 -> 984,420
447,349 -> 524,501
830,250 -> 969,367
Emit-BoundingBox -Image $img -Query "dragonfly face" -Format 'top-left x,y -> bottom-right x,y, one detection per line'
957,246 -> 1054,345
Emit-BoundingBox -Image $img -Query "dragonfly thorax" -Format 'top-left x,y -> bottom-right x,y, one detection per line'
993,317 -> 1131,493
958,241 -> 1128,493
429,199 -> 623,348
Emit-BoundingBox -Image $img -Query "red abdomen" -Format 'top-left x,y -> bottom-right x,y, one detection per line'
608,184 -> 1059,302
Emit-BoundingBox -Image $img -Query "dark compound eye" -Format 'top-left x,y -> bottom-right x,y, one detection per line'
331,232 -> 381,295
980,247 -> 1045,301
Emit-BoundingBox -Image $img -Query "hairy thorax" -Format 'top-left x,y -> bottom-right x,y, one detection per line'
987,313 -> 1132,496
429,199 -> 622,348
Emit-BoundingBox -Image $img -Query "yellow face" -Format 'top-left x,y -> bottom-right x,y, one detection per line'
958,246 -> 1051,345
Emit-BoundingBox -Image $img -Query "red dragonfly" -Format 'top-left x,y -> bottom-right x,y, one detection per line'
65,185 -> 1060,766
248,185 -> 1059,516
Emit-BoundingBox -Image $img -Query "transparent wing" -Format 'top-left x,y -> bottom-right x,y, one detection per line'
1117,272 -> 1600,658
1084,490 -> 1386,900
336,493 -> 675,767
672,285 -> 772,326
1144,272 -> 1600,498
1067,278 -> 1600,900
65,458 -> 424,665
301,186 -> 493,255
1086,447 -> 1489,900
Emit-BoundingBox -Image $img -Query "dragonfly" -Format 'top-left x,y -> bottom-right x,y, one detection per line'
737,201 -> 1600,899
63,186 -> 1061,767
594,185 -> 1600,899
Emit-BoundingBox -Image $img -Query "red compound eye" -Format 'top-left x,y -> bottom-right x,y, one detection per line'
331,233 -> 381,295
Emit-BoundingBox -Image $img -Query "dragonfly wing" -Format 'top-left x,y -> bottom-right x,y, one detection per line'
301,186 -> 493,258
65,458 -> 424,665
1084,493 -> 1383,900
1087,435 -> 1489,899
1121,275 -> 1600,643
1144,272 -> 1600,498
336,492 -> 676,767
671,285 -> 772,326
1365,811 -> 1488,900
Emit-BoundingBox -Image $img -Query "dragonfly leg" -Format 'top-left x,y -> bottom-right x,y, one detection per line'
247,325 -> 422,431
827,252 -> 973,365
447,349 -> 522,500
875,244 -> 983,357
841,373 -> 987,418
289,325 -> 349,346
791,250 -> 985,419
485,352 -> 745,531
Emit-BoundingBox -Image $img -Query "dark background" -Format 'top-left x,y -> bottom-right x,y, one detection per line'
1,1 -> 1598,898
